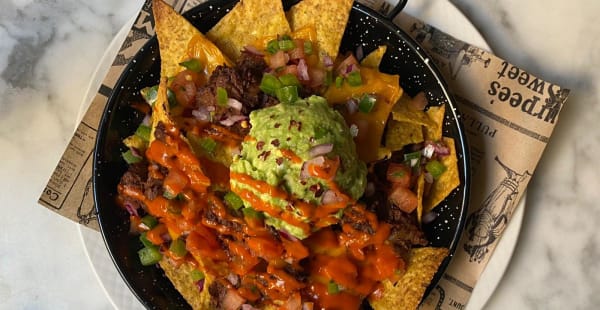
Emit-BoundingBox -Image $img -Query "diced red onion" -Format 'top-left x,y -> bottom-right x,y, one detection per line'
422,211 -> 438,224
424,172 -> 434,184
227,98 -> 243,111
226,273 -> 240,287
160,233 -> 172,243
322,190 -> 343,204
346,98 -> 358,114
345,63 -> 357,75
241,304 -> 260,310
434,143 -> 451,156
192,107 -> 210,121
196,278 -> 205,292
123,201 -> 139,217
243,45 -> 264,56
297,59 -> 310,81
219,115 -> 248,127
300,162 -> 310,180
336,54 -> 358,76
309,143 -> 333,158
424,141 -> 451,157
142,114 -> 151,126
278,229 -> 299,242
356,45 -> 364,61
323,55 -> 333,68
129,147 -> 143,159
300,156 -> 326,180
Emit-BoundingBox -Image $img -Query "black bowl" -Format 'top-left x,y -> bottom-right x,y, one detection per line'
94,1 -> 470,308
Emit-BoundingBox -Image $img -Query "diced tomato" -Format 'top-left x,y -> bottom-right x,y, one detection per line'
269,50 -> 289,69
146,223 -> 168,245
409,92 -> 428,110
280,292 -> 302,310
279,64 -> 298,78
386,163 -> 412,188
227,240 -> 260,275
170,69 -> 204,107
308,67 -> 326,87
246,236 -> 284,261
288,39 -> 305,59
388,185 -> 418,213
281,237 -> 309,260
186,229 -> 227,261
163,168 -> 189,197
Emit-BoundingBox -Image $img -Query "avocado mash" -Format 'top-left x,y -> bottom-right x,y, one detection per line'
230,96 -> 367,239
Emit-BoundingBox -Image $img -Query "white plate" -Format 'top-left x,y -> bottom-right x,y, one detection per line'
78,1 -> 525,309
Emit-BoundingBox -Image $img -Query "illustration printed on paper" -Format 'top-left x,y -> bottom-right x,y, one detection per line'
463,156 -> 531,263
76,177 -> 98,225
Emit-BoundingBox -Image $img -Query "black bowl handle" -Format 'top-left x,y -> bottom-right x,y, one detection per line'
373,0 -> 408,20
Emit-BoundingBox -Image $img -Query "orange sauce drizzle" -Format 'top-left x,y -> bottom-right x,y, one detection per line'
118,95 -> 404,310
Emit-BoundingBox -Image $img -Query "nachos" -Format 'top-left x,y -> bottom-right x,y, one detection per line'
116,1 -> 461,309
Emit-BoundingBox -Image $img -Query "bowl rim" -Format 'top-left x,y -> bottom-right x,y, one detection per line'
93,0 -> 470,307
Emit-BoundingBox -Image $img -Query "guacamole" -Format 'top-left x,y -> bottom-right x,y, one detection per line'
230,96 -> 367,238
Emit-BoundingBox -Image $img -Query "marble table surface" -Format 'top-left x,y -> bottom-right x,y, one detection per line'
0,0 -> 597,309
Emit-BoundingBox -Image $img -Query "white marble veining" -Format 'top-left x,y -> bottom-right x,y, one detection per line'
0,0 -> 598,309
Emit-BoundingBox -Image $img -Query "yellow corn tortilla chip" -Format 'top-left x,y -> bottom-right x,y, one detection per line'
424,137 -> 460,213
361,45 -> 387,69
207,0 -> 291,61
369,247 -> 448,310
392,94 -> 436,128
158,259 -> 213,309
377,146 -> 392,161
153,0 -> 231,78
149,77 -> 171,143
153,0 -> 230,78
424,105 -> 445,141
287,0 -> 353,59
385,119 -> 425,151
416,173 -> 425,225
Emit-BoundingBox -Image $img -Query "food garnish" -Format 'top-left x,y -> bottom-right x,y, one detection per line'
115,1 -> 461,309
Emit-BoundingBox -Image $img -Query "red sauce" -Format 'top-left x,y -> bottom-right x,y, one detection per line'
119,97 -> 405,310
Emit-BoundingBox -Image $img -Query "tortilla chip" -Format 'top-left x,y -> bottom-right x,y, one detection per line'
377,146 -> 392,161
385,120 -> 424,151
424,137 -> 460,213
207,0 -> 291,61
153,0 -> 229,78
424,105 -> 445,141
361,45 -> 387,69
287,0 -> 353,59
416,173 -> 425,224
149,77 -> 172,143
369,247 -> 448,310
392,94 -> 436,128
159,259 -> 213,309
